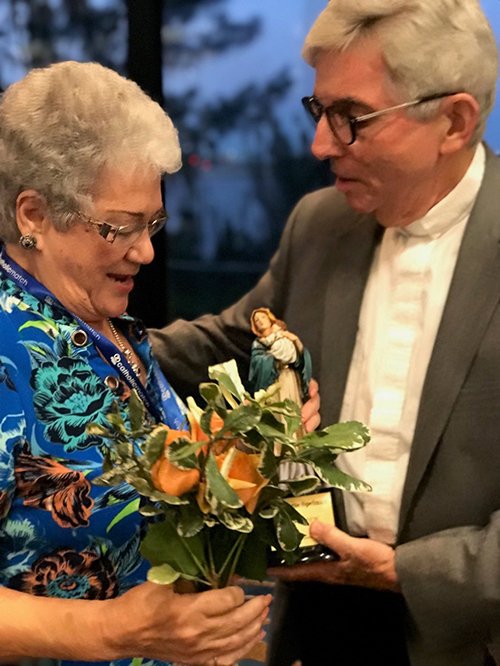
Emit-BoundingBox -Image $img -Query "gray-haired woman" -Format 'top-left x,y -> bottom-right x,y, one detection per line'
0,61 -> 270,666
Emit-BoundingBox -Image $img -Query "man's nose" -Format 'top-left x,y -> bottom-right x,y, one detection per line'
311,115 -> 346,161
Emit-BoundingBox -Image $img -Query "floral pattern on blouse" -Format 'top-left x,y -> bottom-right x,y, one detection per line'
0,273 -> 179,666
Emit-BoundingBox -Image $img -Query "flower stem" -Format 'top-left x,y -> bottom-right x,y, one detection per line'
207,536 -> 218,587
217,533 -> 246,587
166,517 -> 211,583
226,534 -> 247,585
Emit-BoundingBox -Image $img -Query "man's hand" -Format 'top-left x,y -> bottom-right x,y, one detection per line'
268,521 -> 401,593
301,379 -> 320,432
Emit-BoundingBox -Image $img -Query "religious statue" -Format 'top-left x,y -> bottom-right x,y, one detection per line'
249,308 -> 312,438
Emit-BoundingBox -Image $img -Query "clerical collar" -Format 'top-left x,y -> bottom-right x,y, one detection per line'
400,142 -> 486,239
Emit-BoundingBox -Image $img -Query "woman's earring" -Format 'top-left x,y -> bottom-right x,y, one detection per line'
19,234 -> 37,250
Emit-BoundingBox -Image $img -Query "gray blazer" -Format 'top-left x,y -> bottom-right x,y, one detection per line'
151,147 -> 500,666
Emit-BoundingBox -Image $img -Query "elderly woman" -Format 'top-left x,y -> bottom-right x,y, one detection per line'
0,61 -> 270,666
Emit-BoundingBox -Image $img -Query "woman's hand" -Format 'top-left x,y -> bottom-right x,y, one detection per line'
108,582 -> 271,666
301,379 -> 321,432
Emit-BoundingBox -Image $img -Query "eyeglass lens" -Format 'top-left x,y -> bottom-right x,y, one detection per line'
302,97 -> 354,145
113,215 -> 167,244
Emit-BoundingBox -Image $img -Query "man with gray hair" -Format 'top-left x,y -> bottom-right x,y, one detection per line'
152,0 -> 500,663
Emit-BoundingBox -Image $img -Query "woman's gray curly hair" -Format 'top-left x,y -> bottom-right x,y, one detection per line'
302,0 -> 498,147
0,60 -> 182,243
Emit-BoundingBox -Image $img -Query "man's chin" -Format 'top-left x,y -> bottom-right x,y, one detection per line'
343,191 -> 377,215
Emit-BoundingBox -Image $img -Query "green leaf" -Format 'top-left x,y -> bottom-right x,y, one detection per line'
142,426 -> 168,466
259,504 -> 279,519
205,452 -> 242,509
139,504 -> 163,517
200,409 -> 215,438
125,475 -> 153,496
93,467 -> 126,486
258,484 -> 287,503
255,411 -> 296,445
260,410 -> 286,433
241,428 -> 265,451
298,421 -> 370,452
286,476 -> 321,496
106,401 -> 126,431
101,454 -> 114,474
177,501 -> 205,538
107,414 -> 126,432
269,400 -> 302,437
259,442 -> 278,479
86,423 -> 112,438
147,563 -> 181,585
115,441 -> 135,462
199,383 -> 228,414
141,519 -> 206,577
284,416 -> 302,438
199,382 -> 222,402
129,390 -> 146,432
106,498 -> 140,532
268,399 -> 301,417
208,360 -> 245,402
310,458 -> 372,492
282,499 -> 309,526
218,510 -> 254,533
235,531 -> 269,582
167,437 -> 203,469
153,492 -> 189,506
216,403 -> 262,438
273,507 -> 303,551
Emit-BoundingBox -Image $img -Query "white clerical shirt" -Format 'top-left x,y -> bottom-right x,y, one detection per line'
336,143 -> 486,545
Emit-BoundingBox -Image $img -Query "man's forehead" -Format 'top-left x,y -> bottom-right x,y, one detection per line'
313,41 -> 391,107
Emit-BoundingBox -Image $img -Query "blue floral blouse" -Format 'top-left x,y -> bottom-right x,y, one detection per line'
0,272 -> 181,666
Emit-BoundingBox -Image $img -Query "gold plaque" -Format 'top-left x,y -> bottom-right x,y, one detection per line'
286,492 -> 335,548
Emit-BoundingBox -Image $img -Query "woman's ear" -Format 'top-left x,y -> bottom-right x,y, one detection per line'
16,190 -> 48,246
439,93 -> 480,155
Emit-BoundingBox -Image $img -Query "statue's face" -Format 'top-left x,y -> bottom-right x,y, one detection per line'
253,311 -> 272,333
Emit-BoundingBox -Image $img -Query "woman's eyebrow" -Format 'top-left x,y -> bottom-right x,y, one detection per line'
104,208 -> 164,219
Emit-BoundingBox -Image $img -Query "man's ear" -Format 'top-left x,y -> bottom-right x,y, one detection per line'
16,190 -> 48,246
439,93 -> 480,155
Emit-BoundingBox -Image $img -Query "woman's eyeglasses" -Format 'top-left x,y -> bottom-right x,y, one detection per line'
74,208 -> 168,245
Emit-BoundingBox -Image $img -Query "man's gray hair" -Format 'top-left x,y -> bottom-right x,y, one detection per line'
302,0 -> 498,146
0,61 -> 182,243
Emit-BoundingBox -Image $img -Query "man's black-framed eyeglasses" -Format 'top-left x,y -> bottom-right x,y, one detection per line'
302,92 -> 461,146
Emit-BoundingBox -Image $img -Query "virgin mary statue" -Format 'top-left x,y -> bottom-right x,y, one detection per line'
249,308 -> 312,409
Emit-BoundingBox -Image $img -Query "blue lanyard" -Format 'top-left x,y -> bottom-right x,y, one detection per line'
0,247 -> 185,427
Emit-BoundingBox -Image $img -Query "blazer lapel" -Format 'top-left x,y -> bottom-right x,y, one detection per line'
318,214 -> 382,532
319,215 -> 382,424
398,150 -> 500,538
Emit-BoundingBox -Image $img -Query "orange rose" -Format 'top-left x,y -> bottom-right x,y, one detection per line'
188,412 -> 224,444
151,428 -> 201,497
216,450 -> 268,514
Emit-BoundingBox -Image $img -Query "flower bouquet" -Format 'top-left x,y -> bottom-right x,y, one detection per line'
89,360 -> 370,659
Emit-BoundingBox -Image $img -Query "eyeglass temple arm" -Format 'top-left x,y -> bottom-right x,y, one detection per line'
351,92 -> 461,125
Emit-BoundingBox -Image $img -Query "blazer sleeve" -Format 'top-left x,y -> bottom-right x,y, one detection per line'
149,195 -> 306,399
395,513 -> 500,653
